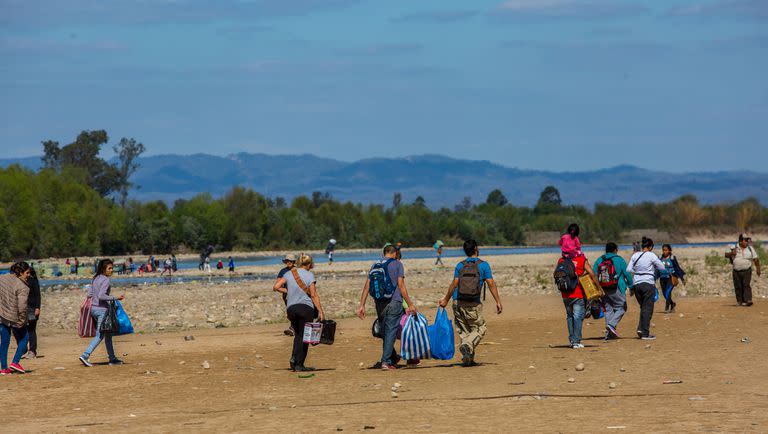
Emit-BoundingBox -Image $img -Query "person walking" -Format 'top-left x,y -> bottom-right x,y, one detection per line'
593,242 -> 632,340
725,234 -> 761,306
325,239 -> 336,264
276,254 -> 298,336
24,266 -> 41,359
556,252 -> 599,348
79,259 -> 125,367
0,262 -> 32,374
627,237 -> 666,340
659,244 -> 686,313
203,256 -> 211,273
357,244 -> 418,370
434,241 -> 444,266
272,254 -> 325,372
438,239 -> 503,366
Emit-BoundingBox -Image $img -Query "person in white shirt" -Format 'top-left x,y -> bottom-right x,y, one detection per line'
725,234 -> 761,306
627,237 -> 666,340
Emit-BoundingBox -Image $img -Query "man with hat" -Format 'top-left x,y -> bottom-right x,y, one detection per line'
726,234 -> 761,306
277,254 -> 297,335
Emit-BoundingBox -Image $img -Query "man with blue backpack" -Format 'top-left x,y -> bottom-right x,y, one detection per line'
438,239 -> 502,367
357,244 -> 418,370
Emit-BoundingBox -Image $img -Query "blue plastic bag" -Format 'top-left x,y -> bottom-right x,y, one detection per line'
427,307 -> 455,360
115,301 -> 134,335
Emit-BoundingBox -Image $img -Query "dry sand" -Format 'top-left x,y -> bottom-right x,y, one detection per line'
3,247 -> 766,432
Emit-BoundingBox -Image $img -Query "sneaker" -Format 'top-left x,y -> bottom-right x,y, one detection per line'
371,361 -> 383,369
391,354 -> 401,366
571,343 -> 585,349
295,365 -> 315,372
636,331 -> 643,339
746,302 -> 753,307
459,344 -> 473,367
0,369 -> 11,375
641,335 -> 657,340
79,356 -> 94,367
380,363 -> 397,371
606,325 -> 620,339
406,359 -> 421,367
108,358 -> 124,366
284,327 -> 295,337
9,363 -> 25,374
25,351 -> 37,359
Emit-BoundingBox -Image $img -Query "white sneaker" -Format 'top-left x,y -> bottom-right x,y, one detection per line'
571,343 -> 585,349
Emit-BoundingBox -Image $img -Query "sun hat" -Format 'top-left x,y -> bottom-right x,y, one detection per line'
282,253 -> 297,263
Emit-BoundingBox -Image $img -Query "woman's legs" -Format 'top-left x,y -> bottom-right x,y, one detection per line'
0,323 -> 11,370
659,278 -> 674,311
82,309 -> 106,359
11,327 -> 29,365
27,317 -> 38,354
287,305 -> 314,368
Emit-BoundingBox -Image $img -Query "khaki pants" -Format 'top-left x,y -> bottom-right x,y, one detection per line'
452,302 -> 487,354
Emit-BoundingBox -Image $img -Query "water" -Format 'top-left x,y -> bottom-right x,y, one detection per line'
35,241 -> 730,289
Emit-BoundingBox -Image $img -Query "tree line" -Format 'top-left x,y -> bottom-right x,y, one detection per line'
0,131 -> 765,261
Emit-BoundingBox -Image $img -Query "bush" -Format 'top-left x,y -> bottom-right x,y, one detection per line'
705,250 -> 729,267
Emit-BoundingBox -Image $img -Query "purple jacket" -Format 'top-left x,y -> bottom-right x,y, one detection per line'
88,275 -> 117,309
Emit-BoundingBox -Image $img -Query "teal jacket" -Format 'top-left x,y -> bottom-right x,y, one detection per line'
593,253 -> 632,294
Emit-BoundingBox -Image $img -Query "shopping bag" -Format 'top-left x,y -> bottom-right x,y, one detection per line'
303,322 -> 322,345
78,297 -> 95,338
400,313 -> 431,360
99,300 -> 120,334
427,307 -> 455,360
115,301 -> 134,335
320,319 -> 336,345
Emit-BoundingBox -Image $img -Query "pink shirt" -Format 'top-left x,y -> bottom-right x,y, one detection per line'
559,234 -> 582,258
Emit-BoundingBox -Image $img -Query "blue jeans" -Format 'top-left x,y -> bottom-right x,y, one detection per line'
563,298 -> 586,345
1,323 -> 29,369
82,308 -> 116,360
377,299 -> 404,364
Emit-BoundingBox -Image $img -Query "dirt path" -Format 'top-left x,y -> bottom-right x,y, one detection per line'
3,296 -> 766,433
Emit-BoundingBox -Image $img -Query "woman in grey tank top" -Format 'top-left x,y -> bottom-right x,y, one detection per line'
273,254 -> 325,371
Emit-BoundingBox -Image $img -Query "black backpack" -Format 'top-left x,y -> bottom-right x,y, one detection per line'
553,257 -> 579,293
457,260 -> 484,301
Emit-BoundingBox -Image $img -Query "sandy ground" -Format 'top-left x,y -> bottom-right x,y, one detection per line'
3,247 -> 766,432
2,296 -> 767,433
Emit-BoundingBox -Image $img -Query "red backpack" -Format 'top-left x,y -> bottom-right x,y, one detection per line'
597,256 -> 618,288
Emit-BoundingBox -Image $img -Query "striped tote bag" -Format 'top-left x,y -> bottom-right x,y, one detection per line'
400,313 -> 431,360
78,297 -> 96,338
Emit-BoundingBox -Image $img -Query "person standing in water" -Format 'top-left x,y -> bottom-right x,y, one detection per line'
659,244 -> 686,313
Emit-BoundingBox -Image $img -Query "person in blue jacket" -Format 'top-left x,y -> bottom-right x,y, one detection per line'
659,244 -> 686,313
593,242 -> 632,340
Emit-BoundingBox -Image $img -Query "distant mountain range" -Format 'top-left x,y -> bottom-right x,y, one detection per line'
2,153 -> 767,207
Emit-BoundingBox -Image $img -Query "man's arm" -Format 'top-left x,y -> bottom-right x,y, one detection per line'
755,258 -> 762,276
486,278 -> 503,314
399,276 -> 417,314
357,279 -> 370,319
439,278 -> 459,307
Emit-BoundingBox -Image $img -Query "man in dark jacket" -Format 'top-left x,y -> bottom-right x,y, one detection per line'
25,267 -> 41,359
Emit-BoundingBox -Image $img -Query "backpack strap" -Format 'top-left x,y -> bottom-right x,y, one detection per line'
290,268 -> 310,294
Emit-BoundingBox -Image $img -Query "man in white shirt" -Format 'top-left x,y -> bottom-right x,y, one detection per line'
726,234 -> 761,306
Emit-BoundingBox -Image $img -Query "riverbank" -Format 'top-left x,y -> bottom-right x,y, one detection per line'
32,246 -> 764,333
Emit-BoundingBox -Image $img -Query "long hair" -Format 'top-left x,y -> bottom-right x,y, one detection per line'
94,258 -> 114,279
567,223 -> 580,238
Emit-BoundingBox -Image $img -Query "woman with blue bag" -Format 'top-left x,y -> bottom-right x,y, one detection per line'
79,259 -> 126,367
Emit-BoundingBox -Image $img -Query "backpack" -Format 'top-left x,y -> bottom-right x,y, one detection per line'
368,258 -> 398,300
553,257 -> 579,293
597,256 -> 619,288
457,260 -> 484,301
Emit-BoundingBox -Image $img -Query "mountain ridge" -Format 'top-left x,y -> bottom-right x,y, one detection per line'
2,153 -> 766,207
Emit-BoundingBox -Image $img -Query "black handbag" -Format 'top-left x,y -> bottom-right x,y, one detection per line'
99,300 -> 120,334
320,319 -> 336,345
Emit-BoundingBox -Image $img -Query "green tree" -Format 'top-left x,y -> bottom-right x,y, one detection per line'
113,137 -> 146,206
486,189 -> 508,207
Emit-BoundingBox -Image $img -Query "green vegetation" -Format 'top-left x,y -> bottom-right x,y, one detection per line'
705,250 -> 730,268
1,132 -> 766,261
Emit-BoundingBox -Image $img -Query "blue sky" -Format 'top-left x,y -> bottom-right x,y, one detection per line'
1,0 -> 766,172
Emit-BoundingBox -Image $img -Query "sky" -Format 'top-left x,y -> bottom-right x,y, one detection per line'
0,0 -> 766,172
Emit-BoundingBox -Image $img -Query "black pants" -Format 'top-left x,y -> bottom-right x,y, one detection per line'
634,283 -> 656,337
27,318 -> 38,353
733,269 -> 752,304
374,299 -> 400,363
287,304 -> 315,368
